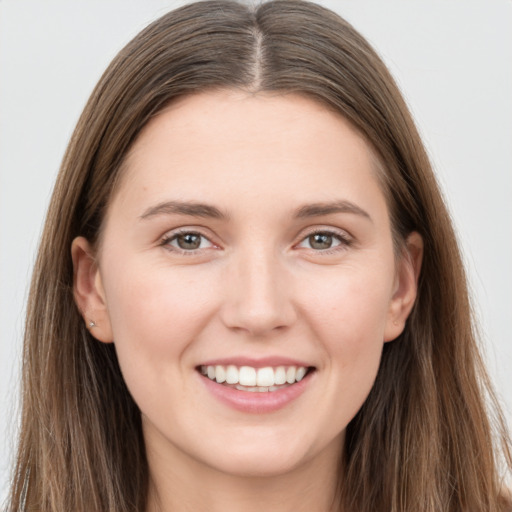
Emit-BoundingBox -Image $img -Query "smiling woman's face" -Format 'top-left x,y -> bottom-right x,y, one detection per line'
73,90 -> 420,479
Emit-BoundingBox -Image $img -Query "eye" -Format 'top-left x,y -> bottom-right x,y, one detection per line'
296,230 -> 350,251
162,231 -> 214,252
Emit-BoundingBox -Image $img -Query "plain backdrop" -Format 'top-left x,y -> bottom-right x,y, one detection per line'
1,0 -> 511,499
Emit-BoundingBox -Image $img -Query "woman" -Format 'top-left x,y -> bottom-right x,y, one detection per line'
6,1 -> 511,511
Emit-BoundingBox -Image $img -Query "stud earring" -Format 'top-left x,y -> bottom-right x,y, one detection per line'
88,320 -> 96,329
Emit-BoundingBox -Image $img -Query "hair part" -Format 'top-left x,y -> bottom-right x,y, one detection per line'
8,1 -> 511,511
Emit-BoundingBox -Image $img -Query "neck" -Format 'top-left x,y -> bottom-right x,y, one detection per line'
145,435 -> 343,512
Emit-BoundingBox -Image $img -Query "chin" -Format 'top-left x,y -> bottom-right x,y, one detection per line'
205,449 -> 306,479
199,430 -> 337,479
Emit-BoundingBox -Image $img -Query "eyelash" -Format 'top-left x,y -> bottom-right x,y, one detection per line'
160,229 -> 216,256
296,229 -> 353,254
159,228 -> 353,255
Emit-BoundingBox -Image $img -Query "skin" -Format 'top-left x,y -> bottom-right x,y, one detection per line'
72,90 -> 422,512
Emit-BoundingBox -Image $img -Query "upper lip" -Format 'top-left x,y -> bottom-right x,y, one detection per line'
198,356 -> 313,368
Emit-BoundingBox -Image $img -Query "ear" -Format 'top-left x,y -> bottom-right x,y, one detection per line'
71,236 -> 113,343
384,231 -> 423,342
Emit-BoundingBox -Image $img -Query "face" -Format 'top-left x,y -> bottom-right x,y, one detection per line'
73,90 -> 420,479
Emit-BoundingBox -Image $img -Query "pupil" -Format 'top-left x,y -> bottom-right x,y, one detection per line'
310,233 -> 332,250
177,233 -> 201,250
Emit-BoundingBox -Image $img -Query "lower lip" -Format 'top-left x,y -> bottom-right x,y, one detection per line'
199,371 -> 314,413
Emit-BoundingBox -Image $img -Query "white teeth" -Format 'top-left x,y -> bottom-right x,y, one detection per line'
215,365 -> 226,383
274,366 -> 286,385
256,367 -> 274,387
286,366 -> 296,384
235,385 -> 261,392
239,366 -> 257,386
200,364 -> 310,391
296,366 -> 307,382
226,365 -> 238,384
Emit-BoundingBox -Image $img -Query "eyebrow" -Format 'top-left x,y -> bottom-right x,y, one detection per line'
139,199 -> 371,222
139,200 -> 229,221
294,201 -> 372,222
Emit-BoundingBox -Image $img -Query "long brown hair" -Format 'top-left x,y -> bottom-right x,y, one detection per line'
7,1 -> 511,510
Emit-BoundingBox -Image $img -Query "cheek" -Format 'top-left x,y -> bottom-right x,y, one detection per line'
100,257 -> 220,393
303,262 -> 393,335
100,258 -> 225,424
299,263 -> 394,377
104,258 -> 217,342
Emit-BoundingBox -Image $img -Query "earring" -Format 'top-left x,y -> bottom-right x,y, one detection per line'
88,320 -> 96,329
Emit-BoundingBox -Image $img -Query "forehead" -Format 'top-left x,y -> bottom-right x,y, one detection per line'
108,89 -> 387,222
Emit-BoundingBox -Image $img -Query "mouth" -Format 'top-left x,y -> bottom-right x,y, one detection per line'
197,364 -> 315,393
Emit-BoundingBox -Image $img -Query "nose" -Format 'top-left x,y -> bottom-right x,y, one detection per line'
220,249 -> 297,337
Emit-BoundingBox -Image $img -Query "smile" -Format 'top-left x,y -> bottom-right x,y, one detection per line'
199,364 -> 310,392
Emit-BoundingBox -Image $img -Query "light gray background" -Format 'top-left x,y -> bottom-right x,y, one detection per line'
1,0 -> 511,499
